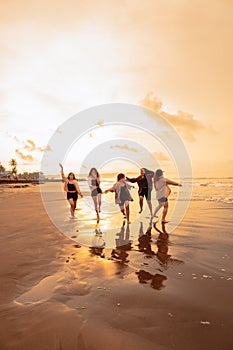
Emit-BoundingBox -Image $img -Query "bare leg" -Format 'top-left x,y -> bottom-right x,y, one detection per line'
139,196 -> 143,213
92,196 -> 100,221
125,202 -> 130,223
153,202 -> 164,218
73,200 -> 77,210
97,193 -> 102,212
119,205 -> 126,217
147,200 -> 153,216
162,201 -> 168,222
68,199 -> 75,216
92,196 -> 98,211
96,210 -> 100,223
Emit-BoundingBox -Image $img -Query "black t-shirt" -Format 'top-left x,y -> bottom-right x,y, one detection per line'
139,176 -> 148,189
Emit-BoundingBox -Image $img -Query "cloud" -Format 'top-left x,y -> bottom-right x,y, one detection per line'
23,139 -> 51,152
152,152 -> 170,161
37,145 -> 52,152
110,144 -> 138,152
11,139 -> 51,165
24,139 -> 36,151
141,92 -> 215,142
6,134 -> 52,152
15,149 -> 34,161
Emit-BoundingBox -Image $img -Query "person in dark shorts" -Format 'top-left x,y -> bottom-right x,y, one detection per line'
59,163 -> 83,217
88,168 -> 102,222
104,173 -> 134,223
153,169 -> 182,223
126,168 -> 154,216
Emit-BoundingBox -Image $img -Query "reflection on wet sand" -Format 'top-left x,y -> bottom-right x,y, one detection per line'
137,221 -> 155,256
154,222 -> 184,269
88,226 -> 105,258
111,220 -> 132,264
87,220 -> 184,289
136,221 -> 167,289
136,270 -> 167,290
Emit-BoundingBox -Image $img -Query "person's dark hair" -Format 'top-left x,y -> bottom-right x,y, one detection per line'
88,167 -> 99,178
155,169 -> 163,181
117,173 -> 125,181
68,172 -> 76,180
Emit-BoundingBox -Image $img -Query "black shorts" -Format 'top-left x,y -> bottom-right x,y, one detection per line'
91,187 -> 102,197
67,192 -> 78,201
158,197 -> 167,203
139,188 -> 151,201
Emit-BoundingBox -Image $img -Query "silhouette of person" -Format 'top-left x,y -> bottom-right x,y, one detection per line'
126,168 -> 154,216
111,221 -> 132,264
153,222 -> 184,268
136,270 -> 167,290
88,167 -> 102,223
137,221 -> 155,256
153,169 -> 182,223
89,226 -> 105,258
105,173 -> 134,223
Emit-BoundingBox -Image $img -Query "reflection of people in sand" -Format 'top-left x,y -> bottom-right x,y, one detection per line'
88,168 -> 102,223
153,169 -> 182,223
137,221 -> 155,256
111,221 -> 132,263
126,168 -> 154,216
89,226 -> 105,258
104,173 -> 134,223
136,270 -> 167,290
59,163 -> 83,217
154,222 -> 184,268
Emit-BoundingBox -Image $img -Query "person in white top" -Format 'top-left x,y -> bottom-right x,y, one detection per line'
153,169 -> 182,223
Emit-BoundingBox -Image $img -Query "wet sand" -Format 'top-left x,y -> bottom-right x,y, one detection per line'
0,184 -> 232,350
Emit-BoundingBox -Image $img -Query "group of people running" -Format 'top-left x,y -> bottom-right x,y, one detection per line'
59,163 -> 182,224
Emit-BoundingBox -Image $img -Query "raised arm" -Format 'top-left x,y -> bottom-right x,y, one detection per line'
104,184 -> 116,194
59,163 -> 66,182
126,176 -> 140,183
64,180 -> 68,192
166,178 -> 182,186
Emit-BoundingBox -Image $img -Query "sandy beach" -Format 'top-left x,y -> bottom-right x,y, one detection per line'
0,182 -> 232,350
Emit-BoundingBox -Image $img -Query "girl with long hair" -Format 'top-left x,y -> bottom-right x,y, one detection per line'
126,168 -> 154,216
153,169 -> 182,223
88,167 -> 102,222
105,173 -> 134,224
59,163 -> 83,217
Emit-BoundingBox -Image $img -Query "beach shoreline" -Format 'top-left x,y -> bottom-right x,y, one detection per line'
0,184 -> 232,350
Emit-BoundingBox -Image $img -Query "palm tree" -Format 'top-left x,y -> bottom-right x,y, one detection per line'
0,163 -> 6,173
9,158 -> 18,175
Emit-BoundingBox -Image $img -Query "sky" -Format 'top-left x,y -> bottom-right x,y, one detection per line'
0,0 -> 233,177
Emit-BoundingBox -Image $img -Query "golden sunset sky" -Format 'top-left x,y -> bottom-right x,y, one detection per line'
1,0 -> 232,177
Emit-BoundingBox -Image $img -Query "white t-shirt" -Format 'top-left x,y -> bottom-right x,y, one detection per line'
155,176 -> 166,199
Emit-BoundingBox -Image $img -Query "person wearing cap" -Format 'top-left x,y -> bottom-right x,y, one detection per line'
153,169 -> 182,223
